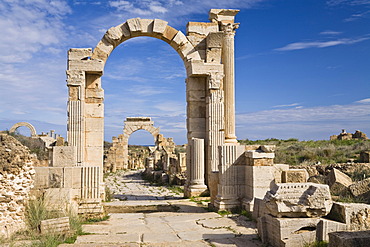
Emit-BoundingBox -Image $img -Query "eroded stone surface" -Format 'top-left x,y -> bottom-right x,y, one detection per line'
264,183 -> 333,218
0,134 -> 35,238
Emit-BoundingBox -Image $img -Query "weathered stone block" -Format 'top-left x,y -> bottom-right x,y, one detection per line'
209,9 -> 240,23
282,169 -> 309,183
328,230 -> 370,247
161,25 -> 178,42
258,214 -> 320,247
63,167 -> 82,189
34,167 -> 50,189
206,47 -> 221,64
187,90 -> 205,102
244,166 -> 276,210
264,183 -> 333,218
186,77 -> 206,91
246,157 -> 274,166
187,22 -> 218,35
85,117 -> 104,132
328,168 -> 353,194
68,59 -> 104,72
349,177 -> 370,198
126,18 -> 142,33
245,151 -> 275,159
52,146 -> 77,167
206,32 -> 223,48
327,202 -> 370,230
187,118 -> 206,132
44,188 -> 74,211
252,198 -> 268,220
40,217 -> 70,235
187,60 -> 223,76
187,102 -> 206,118
153,19 -> 168,34
317,218 -> 347,242
85,103 -> 104,118
68,48 -> 92,60
139,19 -> 154,34
274,164 -> 290,183
49,167 -> 63,188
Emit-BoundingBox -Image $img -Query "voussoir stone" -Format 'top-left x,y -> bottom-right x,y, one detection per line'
264,182 -> 333,218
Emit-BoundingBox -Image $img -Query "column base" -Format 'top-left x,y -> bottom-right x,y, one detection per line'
213,195 -> 240,211
184,185 -> 208,198
225,137 -> 238,144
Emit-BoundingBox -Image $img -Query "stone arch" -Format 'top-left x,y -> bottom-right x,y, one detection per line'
91,18 -> 202,69
9,122 -> 37,137
66,9 -> 239,199
121,117 -> 160,167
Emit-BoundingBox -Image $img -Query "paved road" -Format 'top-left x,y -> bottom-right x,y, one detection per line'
60,170 -> 262,247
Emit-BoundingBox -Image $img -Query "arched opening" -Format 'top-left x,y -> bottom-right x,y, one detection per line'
9,122 -> 37,137
67,14 -> 232,200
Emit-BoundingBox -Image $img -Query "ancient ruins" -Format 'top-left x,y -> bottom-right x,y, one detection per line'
330,129 -> 368,140
2,8 -> 370,246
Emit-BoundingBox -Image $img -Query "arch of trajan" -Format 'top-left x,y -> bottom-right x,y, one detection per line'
66,9 -> 277,211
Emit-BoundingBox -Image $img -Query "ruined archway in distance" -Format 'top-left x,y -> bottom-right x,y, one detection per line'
9,122 -> 37,137
121,117 -> 160,166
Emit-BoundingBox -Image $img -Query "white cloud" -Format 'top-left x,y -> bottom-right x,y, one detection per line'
344,10 -> 370,22
0,0 -> 71,63
272,103 -> 300,108
320,30 -> 342,35
356,98 -> 370,104
105,0 -> 264,26
327,0 -> 370,6
237,102 -> 370,124
275,37 -> 370,51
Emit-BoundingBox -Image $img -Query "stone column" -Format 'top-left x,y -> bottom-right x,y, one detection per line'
67,70 -> 85,166
221,22 -> 239,144
185,138 -> 207,197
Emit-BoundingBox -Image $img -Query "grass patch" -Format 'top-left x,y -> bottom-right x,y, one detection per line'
304,240 -> 328,247
240,210 -> 253,221
82,214 -> 110,224
217,210 -> 232,216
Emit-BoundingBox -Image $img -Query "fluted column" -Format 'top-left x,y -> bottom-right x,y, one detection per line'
221,23 -> 239,144
185,138 -> 207,197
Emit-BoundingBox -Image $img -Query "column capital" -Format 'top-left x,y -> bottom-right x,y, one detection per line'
220,23 -> 240,36
207,72 -> 224,90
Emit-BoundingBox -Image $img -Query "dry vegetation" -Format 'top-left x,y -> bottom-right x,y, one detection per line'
239,138 -> 370,166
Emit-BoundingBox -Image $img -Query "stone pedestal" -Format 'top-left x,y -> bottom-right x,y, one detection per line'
185,138 -> 207,197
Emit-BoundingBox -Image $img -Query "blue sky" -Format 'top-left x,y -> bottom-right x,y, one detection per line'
0,0 -> 369,145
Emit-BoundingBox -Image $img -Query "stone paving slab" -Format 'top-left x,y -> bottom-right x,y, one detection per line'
59,170 -> 262,246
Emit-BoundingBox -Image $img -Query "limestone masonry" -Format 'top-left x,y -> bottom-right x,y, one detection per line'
0,134 -> 35,237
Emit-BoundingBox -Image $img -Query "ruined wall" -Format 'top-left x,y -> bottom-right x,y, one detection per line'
0,134 -> 35,238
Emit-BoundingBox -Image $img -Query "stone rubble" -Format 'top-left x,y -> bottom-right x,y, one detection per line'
0,134 -> 35,238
